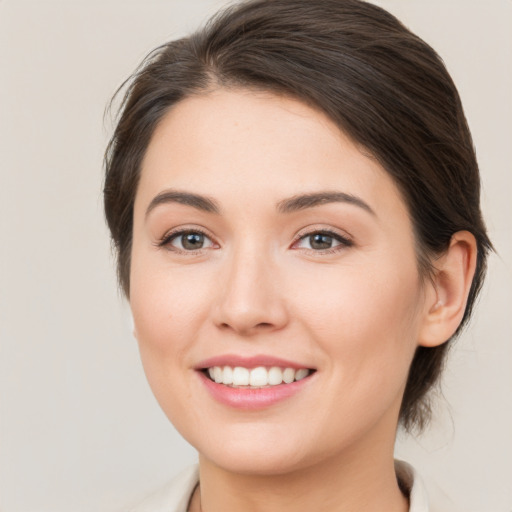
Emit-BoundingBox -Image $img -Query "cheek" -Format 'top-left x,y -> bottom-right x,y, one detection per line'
128,264 -> 211,428
292,256 -> 423,381
128,250 -> 213,394
130,247 -> 212,339
284,259 -> 424,444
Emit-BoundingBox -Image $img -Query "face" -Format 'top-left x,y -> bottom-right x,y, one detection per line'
130,89 -> 429,475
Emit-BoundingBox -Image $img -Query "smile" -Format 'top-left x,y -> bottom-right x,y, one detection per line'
205,366 -> 312,388
196,356 -> 316,410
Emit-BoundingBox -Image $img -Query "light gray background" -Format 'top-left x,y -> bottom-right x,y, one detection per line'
0,1 -> 510,511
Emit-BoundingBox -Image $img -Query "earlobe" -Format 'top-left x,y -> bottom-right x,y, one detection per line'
418,231 -> 477,348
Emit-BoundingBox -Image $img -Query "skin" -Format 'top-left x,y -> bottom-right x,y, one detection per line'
129,88 -> 477,512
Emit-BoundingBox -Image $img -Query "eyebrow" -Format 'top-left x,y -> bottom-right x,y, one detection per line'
145,190 -> 221,218
145,189 -> 375,218
277,191 -> 375,216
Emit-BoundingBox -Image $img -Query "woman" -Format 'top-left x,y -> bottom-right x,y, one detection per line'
104,0 -> 491,510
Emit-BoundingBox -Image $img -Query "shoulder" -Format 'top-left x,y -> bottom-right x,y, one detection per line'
127,465 -> 199,512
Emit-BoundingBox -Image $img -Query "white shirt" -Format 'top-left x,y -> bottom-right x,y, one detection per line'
128,460 -> 430,512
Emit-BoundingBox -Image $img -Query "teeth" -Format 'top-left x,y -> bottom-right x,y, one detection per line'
222,366 -> 233,385
232,367 -> 249,386
206,366 -> 312,387
268,366 -> 283,385
213,366 -> 223,383
282,368 -> 295,384
295,368 -> 309,381
249,367 -> 268,386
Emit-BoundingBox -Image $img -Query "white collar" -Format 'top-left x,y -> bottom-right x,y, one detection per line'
129,461 -> 430,512
395,459 -> 430,512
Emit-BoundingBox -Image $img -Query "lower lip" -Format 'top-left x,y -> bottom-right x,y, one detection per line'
197,371 -> 313,410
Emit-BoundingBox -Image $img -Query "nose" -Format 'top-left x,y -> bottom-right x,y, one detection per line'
212,245 -> 289,336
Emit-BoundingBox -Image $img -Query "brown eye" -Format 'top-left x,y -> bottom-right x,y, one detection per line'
164,231 -> 215,251
309,233 -> 334,250
181,232 -> 205,250
293,230 -> 353,252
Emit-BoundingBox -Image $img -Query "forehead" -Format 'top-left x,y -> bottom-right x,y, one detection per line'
136,88 -> 408,221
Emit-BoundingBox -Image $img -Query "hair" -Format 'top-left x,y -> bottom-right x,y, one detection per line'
104,0 -> 492,432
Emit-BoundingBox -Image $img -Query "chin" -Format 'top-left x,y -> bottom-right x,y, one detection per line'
188,421 -> 331,476
202,445 -> 310,476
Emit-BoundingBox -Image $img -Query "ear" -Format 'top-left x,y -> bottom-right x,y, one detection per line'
418,231 -> 477,348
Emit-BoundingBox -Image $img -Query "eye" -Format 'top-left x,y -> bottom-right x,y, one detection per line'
293,230 -> 352,251
161,230 -> 215,252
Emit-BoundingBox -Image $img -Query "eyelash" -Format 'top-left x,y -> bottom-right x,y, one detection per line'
157,227 -> 216,254
156,227 -> 353,255
291,228 -> 353,254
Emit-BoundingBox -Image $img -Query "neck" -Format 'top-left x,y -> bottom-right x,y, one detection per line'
192,439 -> 408,512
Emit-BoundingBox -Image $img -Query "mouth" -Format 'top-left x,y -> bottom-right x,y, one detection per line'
201,365 -> 315,388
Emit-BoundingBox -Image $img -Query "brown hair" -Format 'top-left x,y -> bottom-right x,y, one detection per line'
104,0 -> 491,432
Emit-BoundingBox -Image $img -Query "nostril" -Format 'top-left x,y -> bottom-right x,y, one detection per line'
219,321 -> 274,331
256,322 -> 273,328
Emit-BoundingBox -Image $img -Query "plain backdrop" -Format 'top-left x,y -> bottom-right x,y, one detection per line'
0,1 -> 511,511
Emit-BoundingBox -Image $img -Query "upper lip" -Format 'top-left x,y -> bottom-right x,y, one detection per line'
195,354 -> 315,370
